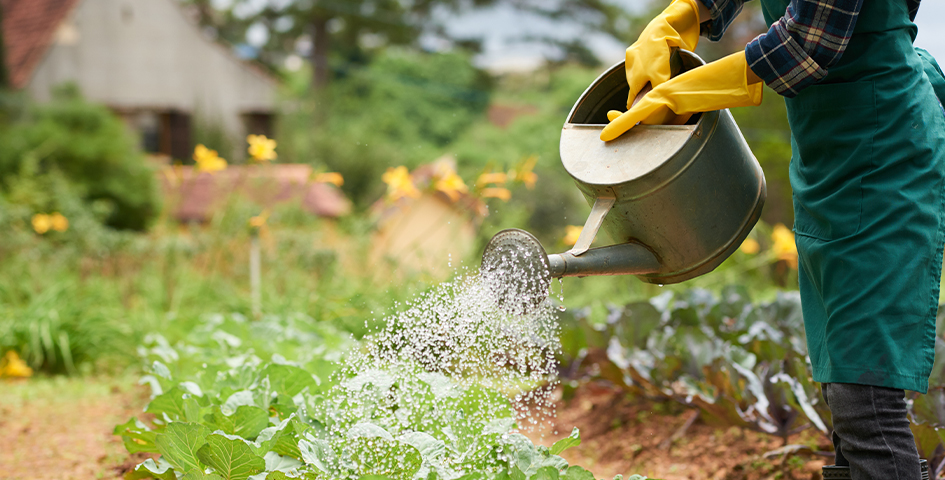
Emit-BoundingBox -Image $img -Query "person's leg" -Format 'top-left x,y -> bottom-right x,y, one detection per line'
823,382 -> 921,479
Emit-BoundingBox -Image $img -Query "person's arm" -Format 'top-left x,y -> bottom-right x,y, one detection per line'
745,0 -> 864,97
696,0 -> 750,41
694,0 -> 761,84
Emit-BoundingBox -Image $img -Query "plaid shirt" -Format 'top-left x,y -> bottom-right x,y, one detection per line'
697,0 -> 922,97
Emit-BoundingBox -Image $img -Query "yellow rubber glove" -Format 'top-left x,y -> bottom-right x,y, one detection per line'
601,51 -> 763,142
625,0 -> 702,105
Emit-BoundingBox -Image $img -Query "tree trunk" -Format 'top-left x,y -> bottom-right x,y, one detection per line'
309,14 -> 330,91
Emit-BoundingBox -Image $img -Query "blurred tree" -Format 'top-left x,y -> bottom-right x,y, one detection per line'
279,48 -> 492,206
182,0 -> 499,90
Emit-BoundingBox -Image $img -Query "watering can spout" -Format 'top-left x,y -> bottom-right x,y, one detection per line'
480,229 -> 661,313
548,243 -> 660,278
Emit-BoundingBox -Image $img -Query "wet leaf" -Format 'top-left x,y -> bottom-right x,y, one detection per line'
531,466 -> 560,480
549,428 -> 580,455
196,432 -> 266,480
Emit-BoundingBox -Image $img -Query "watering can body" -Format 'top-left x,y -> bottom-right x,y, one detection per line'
481,50 -> 766,311
558,50 -> 765,284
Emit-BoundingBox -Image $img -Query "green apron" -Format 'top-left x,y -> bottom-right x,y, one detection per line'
758,0 -> 945,393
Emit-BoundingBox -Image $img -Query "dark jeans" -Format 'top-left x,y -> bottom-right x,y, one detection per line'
823,382 -> 921,479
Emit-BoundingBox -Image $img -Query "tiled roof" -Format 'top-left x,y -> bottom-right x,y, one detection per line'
1,0 -> 81,88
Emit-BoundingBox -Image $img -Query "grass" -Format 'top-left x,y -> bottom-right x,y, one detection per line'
0,200 -> 440,376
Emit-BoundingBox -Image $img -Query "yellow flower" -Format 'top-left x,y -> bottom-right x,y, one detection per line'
249,210 -> 270,229
193,144 -> 227,173
382,166 -> 421,201
739,238 -> 760,254
0,351 -> 33,378
314,172 -> 344,187
50,213 -> 68,232
435,171 -> 469,202
31,214 -> 51,234
480,187 -> 512,201
563,225 -> 583,246
771,223 -> 798,268
511,155 -> 538,190
476,172 -> 508,188
247,134 -> 277,162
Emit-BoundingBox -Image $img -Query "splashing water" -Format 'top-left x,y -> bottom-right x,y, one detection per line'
309,266 -> 561,479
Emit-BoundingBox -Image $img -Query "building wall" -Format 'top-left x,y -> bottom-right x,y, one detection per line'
26,0 -> 276,146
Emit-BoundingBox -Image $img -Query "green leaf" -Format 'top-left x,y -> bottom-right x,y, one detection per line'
184,396 -> 210,424
549,428 -> 580,456
530,466 -> 560,480
196,432 -> 266,480
349,437 -> 422,480
562,467 -> 595,480
252,417 -> 294,457
210,405 -> 270,441
151,361 -> 172,380
260,364 -> 319,397
264,451 -> 303,472
146,386 -> 191,422
124,458 -> 177,480
222,390 -> 258,415
347,422 -> 395,441
270,417 -> 314,460
155,422 -> 211,473
298,438 -> 339,474
506,434 -> 568,478
181,472 -> 224,480
496,467 -> 527,480
114,417 -> 159,454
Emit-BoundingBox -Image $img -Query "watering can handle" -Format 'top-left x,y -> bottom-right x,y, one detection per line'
569,196 -> 616,256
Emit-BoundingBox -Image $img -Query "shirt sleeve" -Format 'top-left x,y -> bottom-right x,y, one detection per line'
696,0 -> 750,41
744,0 -> 864,98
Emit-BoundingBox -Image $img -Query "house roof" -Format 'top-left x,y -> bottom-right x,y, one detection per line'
1,0 -> 80,88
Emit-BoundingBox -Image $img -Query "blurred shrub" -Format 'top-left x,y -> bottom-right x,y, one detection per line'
0,84 -> 160,231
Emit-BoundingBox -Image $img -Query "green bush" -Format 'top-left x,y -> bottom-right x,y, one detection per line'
0,85 -> 160,230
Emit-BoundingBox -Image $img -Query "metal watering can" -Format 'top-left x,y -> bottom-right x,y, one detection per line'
481,51 -> 766,312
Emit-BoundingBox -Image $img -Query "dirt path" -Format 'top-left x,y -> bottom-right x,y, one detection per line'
0,376 -> 149,480
532,381 -> 831,480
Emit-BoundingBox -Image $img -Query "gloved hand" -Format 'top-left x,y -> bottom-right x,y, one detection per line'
601,51 -> 763,142
624,0 -> 702,106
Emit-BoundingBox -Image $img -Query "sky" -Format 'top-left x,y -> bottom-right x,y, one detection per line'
442,1 -> 945,73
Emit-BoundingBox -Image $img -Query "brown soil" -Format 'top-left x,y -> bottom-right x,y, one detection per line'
0,376 -> 152,480
530,381 -> 833,480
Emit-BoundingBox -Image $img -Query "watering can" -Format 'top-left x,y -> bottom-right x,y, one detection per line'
481,50 -> 766,313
